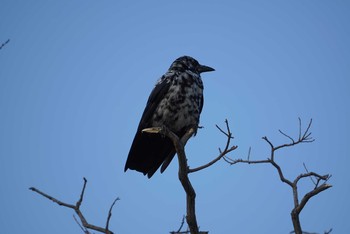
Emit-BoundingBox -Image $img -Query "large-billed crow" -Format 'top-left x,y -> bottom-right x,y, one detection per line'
124,56 -> 214,178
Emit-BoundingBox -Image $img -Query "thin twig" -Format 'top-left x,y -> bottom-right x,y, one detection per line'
0,39 -> 10,50
298,117 -> 302,141
189,120 -> 237,173
177,216 -> 186,232
29,187 -> 75,209
170,216 -> 187,233
76,177 -> 87,209
189,145 -> 237,173
279,129 -> 295,143
302,118 -> 313,141
106,197 -> 120,232
247,147 -> 251,161
303,163 -> 316,185
73,215 -> 90,234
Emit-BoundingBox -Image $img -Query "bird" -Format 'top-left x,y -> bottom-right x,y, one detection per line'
124,56 -> 215,178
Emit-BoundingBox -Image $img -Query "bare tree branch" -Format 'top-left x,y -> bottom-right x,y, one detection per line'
0,39 -> 10,50
142,125 -> 227,234
177,216 -> 186,233
143,126 -> 202,234
189,120 -> 237,173
290,227 -> 332,234
279,129 -> 295,143
170,216 -> 188,234
223,118 -> 332,234
29,186 -> 75,209
170,215 -> 207,234
30,118 -> 331,234
303,163 -> 317,185
73,215 -> 89,234
30,178 -> 118,234
106,197 -> 120,232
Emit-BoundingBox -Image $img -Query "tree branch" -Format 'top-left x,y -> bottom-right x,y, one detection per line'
294,183 -> 332,215
30,178 -> 118,234
223,118 -> 331,234
106,197 -> 120,232
189,119 -> 237,173
143,126 -> 211,234
170,216 -> 188,234
0,39 -> 10,50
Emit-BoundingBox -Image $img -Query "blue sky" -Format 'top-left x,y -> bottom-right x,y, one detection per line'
1,1 -> 349,233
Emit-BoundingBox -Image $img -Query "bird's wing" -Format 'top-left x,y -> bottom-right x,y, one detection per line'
137,76 -> 172,130
199,94 -> 204,115
124,75 -> 174,177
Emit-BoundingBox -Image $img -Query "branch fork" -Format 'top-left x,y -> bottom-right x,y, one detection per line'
30,178 -> 119,234
223,118 -> 332,234
144,120 -> 237,234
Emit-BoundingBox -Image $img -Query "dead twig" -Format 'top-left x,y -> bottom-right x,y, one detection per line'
0,39 -> 10,50
30,178 -> 118,234
189,119 -> 237,173
289,228 -> 332,234
170,216 -> 188,234
170,215 -> 208,234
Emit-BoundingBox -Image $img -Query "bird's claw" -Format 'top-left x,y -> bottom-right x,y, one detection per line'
142,127 -> 163,134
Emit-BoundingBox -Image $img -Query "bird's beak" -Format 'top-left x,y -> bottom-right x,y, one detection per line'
198,64 -> 215,73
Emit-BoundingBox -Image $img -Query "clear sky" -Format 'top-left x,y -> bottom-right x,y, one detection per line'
1,1 -> 349,233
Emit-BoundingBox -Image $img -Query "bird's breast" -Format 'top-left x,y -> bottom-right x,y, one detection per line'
151,74 -> 203,133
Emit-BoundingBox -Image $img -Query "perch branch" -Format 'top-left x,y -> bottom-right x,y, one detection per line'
143,126 -> 210,234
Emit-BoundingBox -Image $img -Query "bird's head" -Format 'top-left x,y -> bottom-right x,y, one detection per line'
169,56 -> 215,74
